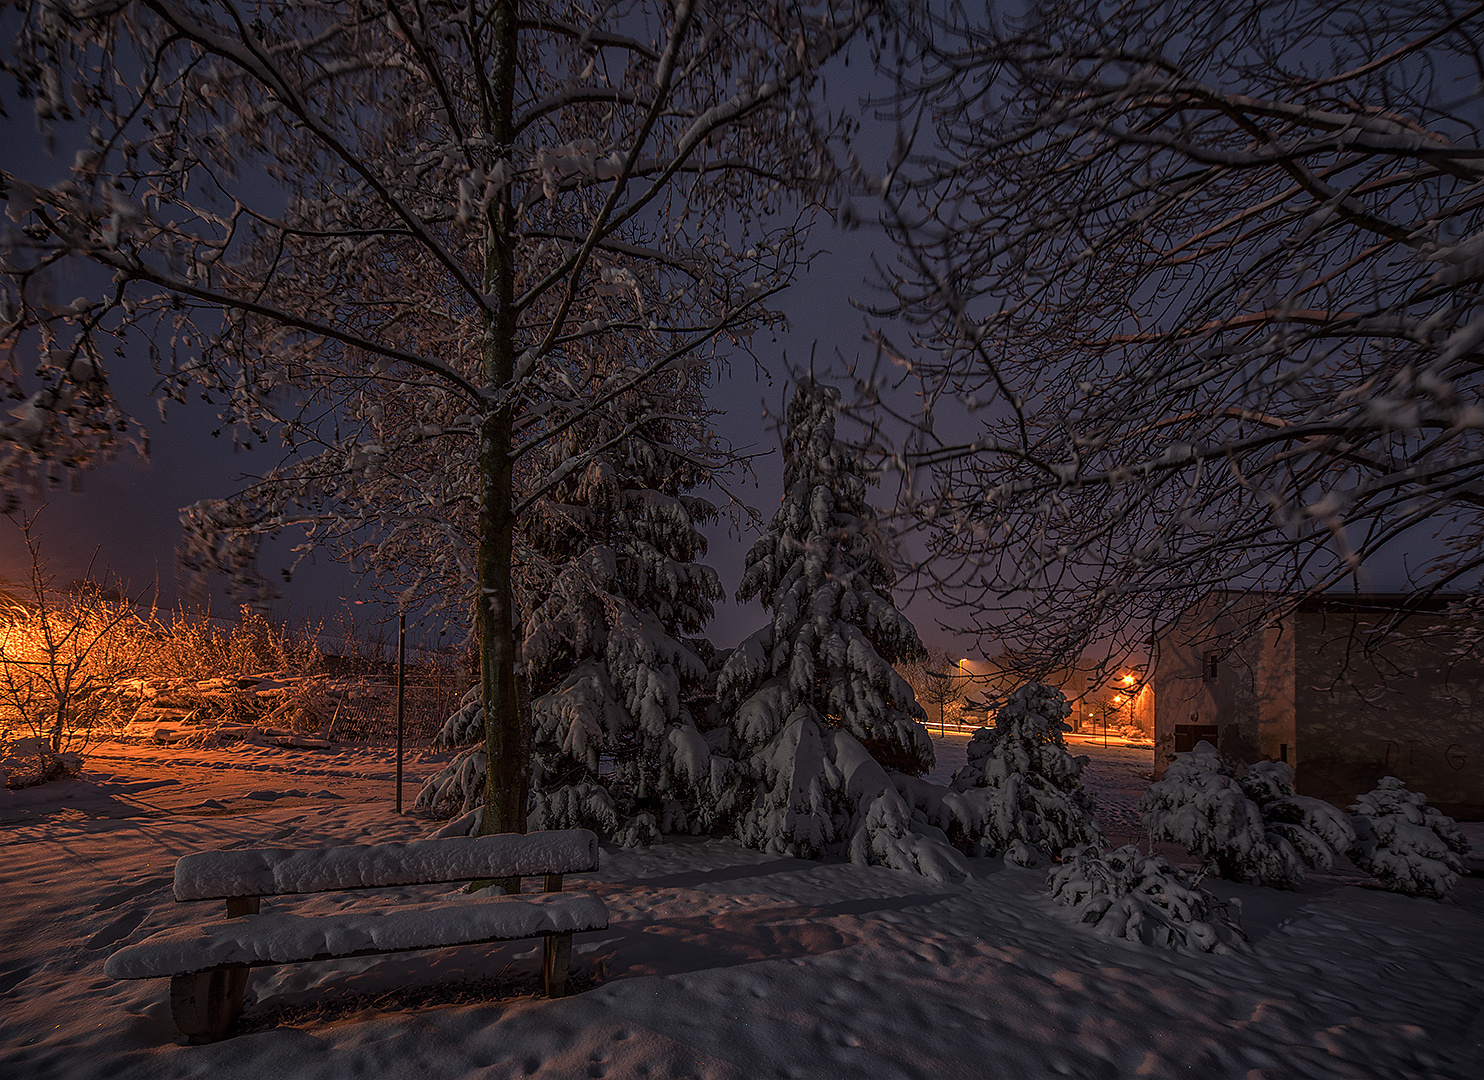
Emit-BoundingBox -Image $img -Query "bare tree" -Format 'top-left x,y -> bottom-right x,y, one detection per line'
0,510 -> 151,756
897,645 -> 967,732
857,0 -> 1484,676
2,1 -> 880,838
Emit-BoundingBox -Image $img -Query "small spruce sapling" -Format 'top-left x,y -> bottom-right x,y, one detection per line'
1141,742 -> 1297,885
1140,742 -> 1354,887
1349,777 -> 1471,900
1240,759 -> 1355,872
939,682 -> 1102,863
1048,844 -> 1245,954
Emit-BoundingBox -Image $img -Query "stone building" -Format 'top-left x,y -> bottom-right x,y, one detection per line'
1149,592 -> 1484,819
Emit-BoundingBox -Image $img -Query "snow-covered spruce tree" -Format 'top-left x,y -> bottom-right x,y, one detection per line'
931,682 -> 1102,865
1349,777 -> 1471,900
1139,742 -> 1352,887
1047,844 -> 1245,954
718,379 -> 966,880
419,373 -> 729,845
1240,759 -> 1355,873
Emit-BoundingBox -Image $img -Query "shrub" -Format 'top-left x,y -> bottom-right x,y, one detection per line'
941,682 -> 1102,861
1141,744 -> 1359,887
0,513 -> 153,756
1048,844 -> 1245,954
1140,742 -> 1301,886
1349,777 -> 1471,899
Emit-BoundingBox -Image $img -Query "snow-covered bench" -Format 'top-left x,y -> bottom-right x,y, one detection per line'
103,830 -> 607,1042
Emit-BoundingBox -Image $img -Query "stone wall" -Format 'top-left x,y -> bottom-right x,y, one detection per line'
1150,594 -> 1294,777
1294,611 -> 1484,820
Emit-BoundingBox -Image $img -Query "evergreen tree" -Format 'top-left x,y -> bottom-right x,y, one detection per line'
942,682 -> 1102,864
1349,777 -> 1471,900
719,380 -> 964,880
418,365 -> 728,843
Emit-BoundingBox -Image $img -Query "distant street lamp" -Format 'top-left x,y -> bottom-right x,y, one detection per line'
925,658 -> 977,736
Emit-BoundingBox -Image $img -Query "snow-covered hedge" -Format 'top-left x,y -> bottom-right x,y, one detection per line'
1349,777 -> 1471,900
1048,844 -> 1245,954
1139,742 -> 1353,887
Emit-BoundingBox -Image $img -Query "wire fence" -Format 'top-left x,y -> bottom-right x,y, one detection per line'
325,677 -> 468,746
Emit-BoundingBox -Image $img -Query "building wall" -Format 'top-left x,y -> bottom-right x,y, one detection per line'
1294,611 -> 1484,820
1151,595 -> 1294,777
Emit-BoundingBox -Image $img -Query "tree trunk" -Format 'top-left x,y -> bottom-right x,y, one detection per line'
478,0 -> 527,878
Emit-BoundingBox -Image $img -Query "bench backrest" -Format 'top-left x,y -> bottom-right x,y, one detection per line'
173,829 -> 600,901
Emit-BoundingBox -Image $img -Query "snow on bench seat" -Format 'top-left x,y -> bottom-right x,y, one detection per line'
104,891 -> 609,979
173,830 -> 600,901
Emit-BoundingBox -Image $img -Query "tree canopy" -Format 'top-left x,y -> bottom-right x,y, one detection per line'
861,0 -> 1484,673
2,0 -> 883,839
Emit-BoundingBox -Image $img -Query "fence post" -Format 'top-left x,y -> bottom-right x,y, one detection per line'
396,610 -> 406,813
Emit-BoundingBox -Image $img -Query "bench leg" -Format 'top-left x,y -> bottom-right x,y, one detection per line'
542,932 -> 573,998
170,967 -> 248,1043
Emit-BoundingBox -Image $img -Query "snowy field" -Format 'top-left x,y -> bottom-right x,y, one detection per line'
3,734 -> 1482,1080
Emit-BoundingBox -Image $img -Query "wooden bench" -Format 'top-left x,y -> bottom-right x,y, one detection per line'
103,829 -> 607,1042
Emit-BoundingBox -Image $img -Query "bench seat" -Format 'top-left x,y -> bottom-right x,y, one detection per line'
103,829 -> 606,1042
105,891 -> 608,979
172,832 -> 601,900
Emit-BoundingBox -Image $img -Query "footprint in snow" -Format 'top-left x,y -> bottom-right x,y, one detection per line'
0,961 -> 42,996
91,875 -> 172,911
85,909 -> 147,951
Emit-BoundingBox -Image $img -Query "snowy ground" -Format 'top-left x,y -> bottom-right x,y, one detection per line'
3,734 -> 1482,1080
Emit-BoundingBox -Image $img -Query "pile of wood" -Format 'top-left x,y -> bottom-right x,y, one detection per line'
115,673 -> 386,749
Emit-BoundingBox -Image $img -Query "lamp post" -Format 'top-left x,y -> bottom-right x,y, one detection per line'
349,597 -> 409,814
925,658 -> 977,736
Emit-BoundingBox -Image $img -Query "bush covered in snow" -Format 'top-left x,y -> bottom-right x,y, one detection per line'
953,683 -> 1102,858
1240,759 -> 1355,871
1047,844 -> 1245,954
718,379 -> 964,880
1348,777 -> 1471,900
0,735 -> 81,789
1140,742 -> 1354,887
910,682 -> 1102,863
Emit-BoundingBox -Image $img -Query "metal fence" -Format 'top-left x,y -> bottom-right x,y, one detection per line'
326,677 -> 467,745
